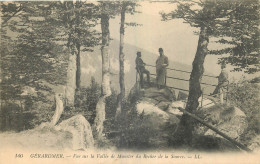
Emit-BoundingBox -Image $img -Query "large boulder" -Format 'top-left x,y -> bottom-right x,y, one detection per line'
0,115 -> 94,151
134,87 -> 180,148
0,125 -> 72,150
130,84 -> 249,151
248,135 -> 260,151
139,87 -> 176,110
56,114 -> 94,150
192,135 -> 240,152
136,102 -> 179,126
167,100 -> 186,116
176,91 -> 188,100
136,101 -> 180,148
143,87 -> 176,101
195,105 -> 248,142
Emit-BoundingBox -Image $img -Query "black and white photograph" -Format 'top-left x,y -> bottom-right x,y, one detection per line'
0,0 -> 259,163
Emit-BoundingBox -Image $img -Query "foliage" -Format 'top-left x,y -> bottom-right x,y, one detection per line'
0,1 -> 101,128
161,0 -> 259,74
1,2 -> 69,97
50,1 -> 100,53
113,105 -> 158,149
1,2 -> 70,131
0,1 -> 101,105
94,88 -> 118,149
105,90 -> 118,124
0,102 -> 37,132
210,0 -> 260,73
72,77 -> 118,126
160,0 -> 259,145
228,77 -> 260,134
64,77 -> 101,124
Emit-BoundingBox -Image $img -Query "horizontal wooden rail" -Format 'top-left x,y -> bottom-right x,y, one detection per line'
150,73 -> 217,87
150,73 -> 189,82
167,86 -> 189,92
146,64 -> 218,78
201,83 -> 217,87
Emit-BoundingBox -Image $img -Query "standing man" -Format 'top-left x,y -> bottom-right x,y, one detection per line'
213,62 -> 229,95
136,51 -> 150,88
156,48 -> 169,89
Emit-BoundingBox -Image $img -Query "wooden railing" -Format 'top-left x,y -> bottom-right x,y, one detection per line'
137,64 -> 229,106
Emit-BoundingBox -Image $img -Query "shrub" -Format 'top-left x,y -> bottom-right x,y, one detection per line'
0,102 -> 37,132
73,77 -> 118,126
113,106 -> 158,150
227,77 -> 260,145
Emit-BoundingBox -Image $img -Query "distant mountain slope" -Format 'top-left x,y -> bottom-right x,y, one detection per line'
81,39 -> 217,95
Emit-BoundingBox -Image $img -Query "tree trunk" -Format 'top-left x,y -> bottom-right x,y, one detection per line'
187,26 -> 209,112
178,26 -> 209,145
74,41 -> 81,107
65,54 -> 77,106
76,44 -> 81,89
75,2 -> 81,90
116,4 -> 126,119
50,93 -> 64,126
93,10 -> 111,139
65,10 -> 76,107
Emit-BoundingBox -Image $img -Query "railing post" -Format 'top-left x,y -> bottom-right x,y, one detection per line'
220,88 -> 224,104
165,74 -> 167,86
136,70 -> 139,91
136,69 -> 141,92
226,81 -> 229,103
136,69 -> 138,83
201,88 -> 204,108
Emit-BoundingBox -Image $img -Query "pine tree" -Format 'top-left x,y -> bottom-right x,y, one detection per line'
1,1 -> 68,98
0,1 -> 100,124
209,0 -> 259,73
161,0 -> 259,145
1,1 -> 101,107
47,1 -> 100,106
0,2 -> 70,128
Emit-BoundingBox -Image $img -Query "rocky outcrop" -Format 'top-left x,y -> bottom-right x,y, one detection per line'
192,135 -> 240,151
139,87 -> 176,110
133,87 -> 180,147
56,115 -> 94,150
0,94 -> 94,151
195,105 -> 248,142
0,114 -> 94,151
176,91 -> 188,100
248,135 -> 260,151
136,102 -> 179,126
167,94 -> 248,144
167,100 -> 186,116
129,83 -> 249,151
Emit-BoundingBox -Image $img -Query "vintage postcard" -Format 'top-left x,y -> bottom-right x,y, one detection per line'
0,0 -> 260,163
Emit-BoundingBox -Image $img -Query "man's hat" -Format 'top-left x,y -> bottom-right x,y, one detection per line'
137,51 -> 141,56
159,48 -> 163,52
